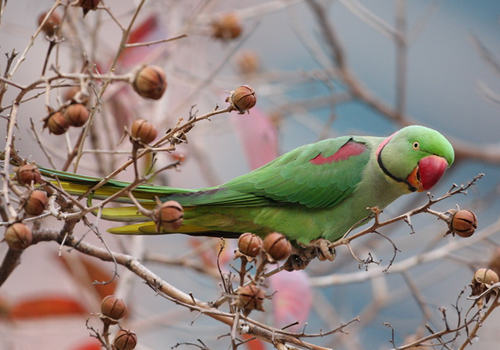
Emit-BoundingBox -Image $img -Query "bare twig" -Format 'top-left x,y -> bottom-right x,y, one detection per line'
125,34 -> 188,48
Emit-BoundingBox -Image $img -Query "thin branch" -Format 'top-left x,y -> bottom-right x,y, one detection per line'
311,209 -> 500,287
125,34 -> 188,48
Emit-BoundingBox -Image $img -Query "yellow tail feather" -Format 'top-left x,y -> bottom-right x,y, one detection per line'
107,221 -> 209,235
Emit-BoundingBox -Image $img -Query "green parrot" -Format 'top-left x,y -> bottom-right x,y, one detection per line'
40,125 -> 454,244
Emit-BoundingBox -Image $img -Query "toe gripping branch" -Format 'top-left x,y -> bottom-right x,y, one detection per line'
284,238 -> 336,271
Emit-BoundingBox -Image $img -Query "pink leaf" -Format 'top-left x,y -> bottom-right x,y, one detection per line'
270,270 -> 312,331
232,108 -> 278,170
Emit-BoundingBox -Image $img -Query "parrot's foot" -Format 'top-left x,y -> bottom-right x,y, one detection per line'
283,239 -> 335,271
310,238 -> 336,261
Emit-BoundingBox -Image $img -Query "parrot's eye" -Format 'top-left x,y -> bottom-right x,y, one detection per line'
412,141 -> 420,150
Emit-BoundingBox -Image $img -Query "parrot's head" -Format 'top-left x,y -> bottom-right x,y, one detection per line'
377,125 -> 454,192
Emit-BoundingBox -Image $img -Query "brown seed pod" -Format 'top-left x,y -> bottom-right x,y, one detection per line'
237,284 -> 265,315
24,190 -> 48,216
132,65 -> 167,100
101,295 -> 127,323
64,103 -> 89,127
113,329 -> 137,350
78,0 -> 101,15
130,119 -> 158,144
236,50 -> 260,75
450,210 -> 477,237
4,223 -> 33,250
38,11 -> 61,37
45,111 -> 70,135
212,13 -> 243,40
474,268 -> 499,286
263,232 -> 292,261
238,232 -> 263,258
154,201 -> 184,231
16,164 -> 42,185
229,85 -> 256,113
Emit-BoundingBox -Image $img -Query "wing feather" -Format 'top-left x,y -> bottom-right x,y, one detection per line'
207,136 -> 372,209
40,135 -> 372,211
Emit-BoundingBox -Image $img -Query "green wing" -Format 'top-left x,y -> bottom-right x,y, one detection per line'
168,136 -> 371,209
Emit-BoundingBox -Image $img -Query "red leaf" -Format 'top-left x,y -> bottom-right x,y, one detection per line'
9,296 -> 87,319
71,339 -> 101,350
118,15 -> 167,68
270,271 -> 312,331
56,254 -> 116,299
242,334 -> 266,350
232,108 -> 278,170
128,15 -> 159,44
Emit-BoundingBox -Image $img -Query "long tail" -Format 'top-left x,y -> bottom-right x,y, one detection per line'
40,167 -> 196,203
40,167 -> 216,235
41,167 -> 256,238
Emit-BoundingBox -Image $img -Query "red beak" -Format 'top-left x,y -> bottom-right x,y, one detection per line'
407,155 -> 449,192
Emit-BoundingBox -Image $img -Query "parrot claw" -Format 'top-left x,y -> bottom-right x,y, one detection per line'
284,238 -> 336,271
310,238 -> 336,261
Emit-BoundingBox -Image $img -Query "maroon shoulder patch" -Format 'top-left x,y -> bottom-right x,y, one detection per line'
310,140 -> 366,165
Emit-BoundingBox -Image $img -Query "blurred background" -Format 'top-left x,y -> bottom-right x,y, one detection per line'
0,0 -> 499,349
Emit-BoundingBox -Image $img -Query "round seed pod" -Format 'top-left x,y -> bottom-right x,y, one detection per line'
16,164 -> 42,185
229,85 -> 256,113
263,232 -> 292,261
24,190 -> 48,216
212,13 -> 243,40
236,284 -> 265,315
130,119 -> 158,144
474,268 -> 499,286
451,210 -> 477,237
132,65 -> 167,100
64,103 -> 89,127
46,111 -> 70,135
154,201 -> 184,231
101,295 -> 127,323
238,232 -> 263,258
113,329 -> 137,350
4,223 -> 32,250
38,11 -> 61,37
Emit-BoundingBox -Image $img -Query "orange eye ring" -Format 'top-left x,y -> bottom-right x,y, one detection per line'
412,141 -> 420,150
